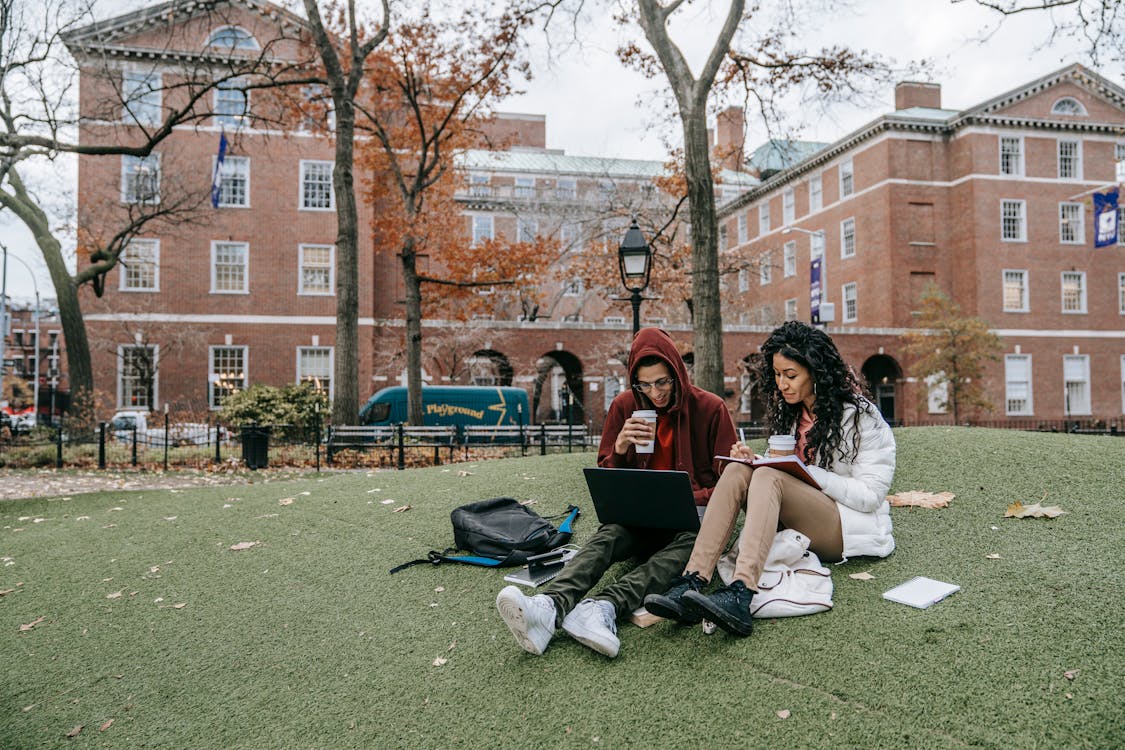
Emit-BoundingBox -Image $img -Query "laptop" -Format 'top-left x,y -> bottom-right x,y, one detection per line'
582,467 -> 701,531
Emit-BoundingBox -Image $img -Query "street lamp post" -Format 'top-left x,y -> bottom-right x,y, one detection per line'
782,226 -> 833,327
618,220 -> 653,336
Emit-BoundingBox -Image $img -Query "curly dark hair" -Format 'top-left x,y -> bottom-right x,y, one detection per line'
750,321 -> 872,469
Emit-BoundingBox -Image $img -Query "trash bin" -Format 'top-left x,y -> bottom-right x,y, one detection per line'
241,424 -> 270,469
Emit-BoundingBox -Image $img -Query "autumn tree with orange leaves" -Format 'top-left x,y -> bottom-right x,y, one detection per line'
356,4 -> 538,425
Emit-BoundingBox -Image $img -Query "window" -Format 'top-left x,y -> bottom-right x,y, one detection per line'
842,282 -> 857,322
603,316 -> 626,325
809,173 -> 822,212
1000,136 -> 1023,176
563,278 -> 584,297
517,216 -> 537,243
1051,97 -> 1086,116
215,155 -> 249,207
120,239 -> 159,291
559,221 -> 580,248
1117,143 -> 1125,183
839,159 -> 854,198
603,374 -> 624,411
597,180 -> 616,200
925,373 -> 949,414
718,224 -> 728,252
738,267 -> 749,293
471,215 -> 493,246
739,372 -> 753,414
299,161 -> 334,210
759,252 -> 772,285
1001,200 -> 1026,242
785,298 -> 797,321
215,79 -> 248,128
810,231 -> 825,261
783,187 -> 795,224
1057,140 -> 1081,179
783,241 -> 797,277
1005,354 -> 1033,415
469,174 -> 491,197
1063,355 -> 1091,415
1061,271 -> 1086,313
299,244 -> 334,295
118,345 -> 156,409
122,69 -> 161,125
297,347 -> 333,398
206,26 -> 259,50
759,203 -> 770,235
1120,206 -> 1125,246
1002,269 -> 1028,312
737,213 -> 748,244
1119,273 -> 1125,314
514,176 -> 535,198
555,178 -> 576,200
211,241 -> 248,293
1058,202 -> 1083,244
209,346 -> 246,409
121,154 -> 161,204
841,218 -> 856,258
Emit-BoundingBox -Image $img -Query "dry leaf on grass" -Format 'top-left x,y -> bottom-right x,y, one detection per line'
1064,669 -> 1080,680
887,490 -> 955,508
392,505 -> 412,513
0,588 -> 16,596
19,616 -> 46,632
432,656 -> 447,667
1005,502 -> 1066,519
279,498 -> 295,506
66,725 -> 84,738
985,553 -> 1001,560
849,571 -> 875,581
229,541 -> 260,551
776,709 -> 791,719
456,471 -> 473,477
106,591 -> 123,600
99,719 -> 114,732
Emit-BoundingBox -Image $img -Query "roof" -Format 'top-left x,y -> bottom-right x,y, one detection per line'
746,139 -> 829,174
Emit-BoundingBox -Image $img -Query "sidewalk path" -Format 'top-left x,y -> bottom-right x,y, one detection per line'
0,466 -> 315,501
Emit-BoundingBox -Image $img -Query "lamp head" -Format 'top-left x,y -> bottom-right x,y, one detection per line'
618,220 -> 652,292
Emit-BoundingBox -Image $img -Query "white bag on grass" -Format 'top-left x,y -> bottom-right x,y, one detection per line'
715,528 -> 833,618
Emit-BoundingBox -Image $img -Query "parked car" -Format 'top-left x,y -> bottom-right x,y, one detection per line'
110,410 -> 230,446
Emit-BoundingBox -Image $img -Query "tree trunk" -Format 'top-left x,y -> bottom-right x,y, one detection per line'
401,236 -> 424,425
331,102 -> 360,426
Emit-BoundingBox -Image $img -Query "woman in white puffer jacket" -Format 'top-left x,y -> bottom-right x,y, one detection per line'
645,320 -> 896,637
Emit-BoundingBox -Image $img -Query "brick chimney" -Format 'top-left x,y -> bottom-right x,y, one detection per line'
713,106 -> 746,171
895,81 -> 941,110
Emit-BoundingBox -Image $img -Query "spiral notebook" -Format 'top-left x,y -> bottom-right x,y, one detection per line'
502,547 -> 579,588
882,576 -> 960,609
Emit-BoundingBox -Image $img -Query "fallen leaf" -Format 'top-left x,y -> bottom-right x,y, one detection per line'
299,492 -> 311,496
849,571 -> 875,580
66,724 -> 84,738
173,603 -> 187,609
279,498 -> 295,506
432,656 -> 447,667
106,591 -> 123,599
76,516 -> 91,521
0,588 -> 15,596
434,586 -> 445,593
456,471 -> 473,477
1005,502 -> 1066,519
1066,693 -> 1073,700
776,709 -> 791,719
380,499 -> 394,505
149,566 -> 161,574
19,616 -> 46,632
1064,669 -> 1080,680
447,640 -> 457,652
985,553 -> 1001,560
519,499 -> 538,506
163,516 -> 177,521
229,541 -> 260,551
392,505 -> 412,513
108,507 -> 124,512
99,719 -> 114,732
887,490 -> 955,508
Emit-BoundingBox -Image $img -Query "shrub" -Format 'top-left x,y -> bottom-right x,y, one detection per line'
217,383 -> 328,441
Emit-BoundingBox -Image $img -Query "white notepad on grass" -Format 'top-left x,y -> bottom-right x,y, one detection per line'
882,576 -> 960,609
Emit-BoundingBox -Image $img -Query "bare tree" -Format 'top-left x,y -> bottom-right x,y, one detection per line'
953,0 -> 1125,65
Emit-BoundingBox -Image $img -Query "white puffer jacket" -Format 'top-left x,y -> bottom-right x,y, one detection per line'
803,401 -> 896,559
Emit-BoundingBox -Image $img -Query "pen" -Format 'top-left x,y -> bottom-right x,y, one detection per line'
739,428 -> 746,443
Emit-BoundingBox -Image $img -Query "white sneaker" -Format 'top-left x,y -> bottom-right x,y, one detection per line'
561,598 -> 620,658
496,585 -> 556,655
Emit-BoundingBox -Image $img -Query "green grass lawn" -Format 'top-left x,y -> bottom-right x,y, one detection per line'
2,427 -> 1122,749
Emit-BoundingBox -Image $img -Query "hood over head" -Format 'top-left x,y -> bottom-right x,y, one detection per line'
627,327 -> 692,412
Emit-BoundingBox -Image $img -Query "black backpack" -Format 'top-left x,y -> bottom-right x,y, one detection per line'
389,498 -> 580,573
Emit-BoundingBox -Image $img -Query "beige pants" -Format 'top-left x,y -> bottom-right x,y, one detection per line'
685,463 -> 844,590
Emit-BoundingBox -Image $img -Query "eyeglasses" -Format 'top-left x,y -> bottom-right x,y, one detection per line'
633,377 -> 675,392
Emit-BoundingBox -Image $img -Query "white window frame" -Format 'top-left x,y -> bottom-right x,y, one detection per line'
297,346 -> 334,399
298,244 -> 335,296
1050,97 -> 1087,116
999,136 -> 1024,177
840,218 -> 856,259
1005,354 -> 1033,416
737,213 -> 748,244
758,203 -> 770,235
214,155 -> 250,208
1057,139 -> 1082,180
925,373 -> 949,415
785,298 -> 797,321
738,267 -> 749,293
122,69 -> 162,126
1063,354 -> 1091,416
783,187 -> 795,224
121,154 -> 161,205
809,173 -> 823,212
839,158 -> 854,198
214,78 -> 248,129
759,252 -> 772,286
210,240 -> 249,294
1001,200 -> 1026,242
472,214 -> 494,246
718,224 -> 728,252
563,278 -> 584,297
469,173 -> 491,197
120,238 -> 160,292
810,231 -> 825,261
1059,202 -> 1084,244
517,216 -> 538,243
117,344 -> 158,410
1118,272 -> 1125,314
299,160 -> 334,211
1061,271 -> 1087,314
1002,269 -> 1028,313
206,26 -> 260,50
1116,143 -> 1125,183
783,241 -> 797,277
603,316 -> 626,325
208,345 -> 247,410
842,282 -> 857,322
514,176 -> 535,198
555,178 -> 576,200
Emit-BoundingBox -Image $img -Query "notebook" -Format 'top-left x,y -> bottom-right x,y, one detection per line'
882,576 -> 961,609
582,467 -> 701,531
502,547 -> 579,588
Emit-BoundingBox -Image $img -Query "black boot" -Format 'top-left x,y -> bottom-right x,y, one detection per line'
683,580 -> 754,636
644,571 -> 706,623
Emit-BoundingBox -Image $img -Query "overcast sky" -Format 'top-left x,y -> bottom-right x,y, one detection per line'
1,0 -> 1118,302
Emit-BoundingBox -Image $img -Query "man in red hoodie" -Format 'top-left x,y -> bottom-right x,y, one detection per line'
496,327 -> 737,658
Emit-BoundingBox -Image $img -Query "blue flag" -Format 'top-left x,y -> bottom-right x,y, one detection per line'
1093,188 -> 1118,247
210,130 -> 228,208
810,257 -> 823,325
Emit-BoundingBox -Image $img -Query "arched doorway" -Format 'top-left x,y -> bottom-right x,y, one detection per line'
861,354 -> 903,425
533,350 -> 584,425
468,349 -> 513,386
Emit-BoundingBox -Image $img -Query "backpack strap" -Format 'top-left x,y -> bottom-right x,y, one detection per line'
389,548 -> 508,574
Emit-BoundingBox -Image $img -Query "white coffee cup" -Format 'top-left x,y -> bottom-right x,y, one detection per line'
767,434 -> 796,457
632,410 -> 658,454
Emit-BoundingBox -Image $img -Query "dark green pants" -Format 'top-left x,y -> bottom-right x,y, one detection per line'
541,523 -> 697,624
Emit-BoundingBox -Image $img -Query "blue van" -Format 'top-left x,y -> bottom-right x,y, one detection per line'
359,385 -> 531,427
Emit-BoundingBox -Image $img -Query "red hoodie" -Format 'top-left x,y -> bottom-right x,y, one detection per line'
597,328 -> 738,505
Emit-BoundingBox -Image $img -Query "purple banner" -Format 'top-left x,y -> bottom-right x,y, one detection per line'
1093,188 -> 1118,248
810,257 -> 822,325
